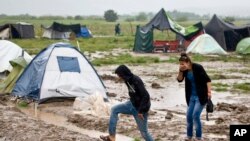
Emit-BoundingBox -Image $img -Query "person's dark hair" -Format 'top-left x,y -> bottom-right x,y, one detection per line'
179,53 -> 192,63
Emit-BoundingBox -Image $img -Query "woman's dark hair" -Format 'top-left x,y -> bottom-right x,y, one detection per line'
179,53 -> 192,63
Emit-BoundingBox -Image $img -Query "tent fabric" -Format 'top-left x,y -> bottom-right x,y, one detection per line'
236,37 -> 250,54
0,57 -> 29,94
141,8 -> 203,39
0,23 -> 35,39
0,40 -> 32,72
133,8 -> 203,53
186,34 -> 227,55
42,22 -> 81,39
133,25 -> 154,53
12,42 -> 107,103
57,56 -> 81,73
205,15 -> 250,51
77,26 -> 92,38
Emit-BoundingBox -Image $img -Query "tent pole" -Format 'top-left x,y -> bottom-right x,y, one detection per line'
129,22 -> 134,36
167,30 -> 170,41
76,40 -> 81,51
9,24 -> 12,39
34,102 -> 38,117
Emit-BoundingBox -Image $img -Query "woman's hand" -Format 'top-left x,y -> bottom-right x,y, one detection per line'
138,113 -> 144,120
179,65 -> 186,72
208,92 -> 212,99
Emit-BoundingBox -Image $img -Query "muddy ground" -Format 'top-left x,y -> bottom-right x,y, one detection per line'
0,53 -> 250,141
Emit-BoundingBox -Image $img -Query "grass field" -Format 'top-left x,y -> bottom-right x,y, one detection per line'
1,19 -> 250,66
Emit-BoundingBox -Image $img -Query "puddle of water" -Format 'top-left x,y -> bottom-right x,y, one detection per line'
18,104 -> 133,141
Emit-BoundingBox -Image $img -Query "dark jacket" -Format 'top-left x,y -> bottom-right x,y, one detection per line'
115,65 -> 151,113
177,63 -> 211,106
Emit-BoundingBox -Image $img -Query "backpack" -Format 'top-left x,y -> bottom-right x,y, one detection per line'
206,99 -> 214,121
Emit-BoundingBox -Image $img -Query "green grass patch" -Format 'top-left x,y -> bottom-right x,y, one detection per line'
164,57 -> 178,63
11,36 -> 134,55
17,101 -> 29,108
227,69 -> 250,74
212,83 -> 230,92
92,53 -> 160,66
133,138 -> 141,141
210,74 -> 242,80
214,87 -> 228,92
233,83 -> 250,93
191,54 -> 250,63
213,83 -> 230,87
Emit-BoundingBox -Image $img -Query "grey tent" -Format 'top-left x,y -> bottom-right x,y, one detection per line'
42,22 -> 81,39
0,22 -> 35,39
133,8 -> 203,53
205,15 -> 250,51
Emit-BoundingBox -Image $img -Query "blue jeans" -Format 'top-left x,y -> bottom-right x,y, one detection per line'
109,101 -> 154,141
186,95 -> 204,139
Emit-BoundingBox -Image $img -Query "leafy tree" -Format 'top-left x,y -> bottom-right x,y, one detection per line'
135,12 -> 147,21
74,15 -> 83,20
224,16 -> 235,23
176,16 -> 188,22
104,10 -> 118,22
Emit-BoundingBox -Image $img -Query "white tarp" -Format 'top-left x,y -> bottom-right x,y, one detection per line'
186,34 -> 227,55
73,93 -> 111,117
0,40 -> 32,72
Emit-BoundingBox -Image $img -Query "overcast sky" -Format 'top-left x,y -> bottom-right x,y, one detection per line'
1,0 -> 250,17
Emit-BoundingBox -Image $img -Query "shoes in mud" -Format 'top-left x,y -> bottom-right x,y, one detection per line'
193,138 -> 204,141
184,137 -> 204,141
184,137 -> 192,141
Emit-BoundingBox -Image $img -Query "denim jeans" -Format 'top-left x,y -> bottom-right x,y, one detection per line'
186,95 -> 204,139
109,101 -> 154,141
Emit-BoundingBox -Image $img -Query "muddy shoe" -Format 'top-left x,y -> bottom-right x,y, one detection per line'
194,138 -> 204,141
184,137 -> 192,141
100,135 -> 112,141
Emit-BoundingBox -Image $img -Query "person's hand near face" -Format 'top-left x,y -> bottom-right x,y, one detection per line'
179,62 -> 189,72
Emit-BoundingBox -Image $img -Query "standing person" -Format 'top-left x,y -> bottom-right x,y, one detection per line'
115,23 -> 121,36
177,53 -> 212,141
100,65 -> 154,141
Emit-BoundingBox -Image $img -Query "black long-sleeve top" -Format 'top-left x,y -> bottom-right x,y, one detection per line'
178,63 -> 211,106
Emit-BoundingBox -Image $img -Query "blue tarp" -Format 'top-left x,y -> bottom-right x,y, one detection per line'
77,26 -> 92,38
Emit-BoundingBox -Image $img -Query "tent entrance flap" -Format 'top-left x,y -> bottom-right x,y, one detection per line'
57,56 -> 80,73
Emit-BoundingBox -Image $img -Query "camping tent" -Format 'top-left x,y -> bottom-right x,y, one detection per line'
42,22 -> 81,39
0,40 -> 32,72
0,22 -> 35,39
205,15 -> 250,51
236,37 -> 250,54
134,8 -> 204,53
0,57 -> 29,94
77,26 -> 92,38
186,34 -> 227,55
12,42 -> 107,103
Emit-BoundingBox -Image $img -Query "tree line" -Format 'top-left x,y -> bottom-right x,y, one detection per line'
1,10 -> 250,22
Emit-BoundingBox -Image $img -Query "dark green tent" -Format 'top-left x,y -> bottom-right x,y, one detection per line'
133,8 -> 203,53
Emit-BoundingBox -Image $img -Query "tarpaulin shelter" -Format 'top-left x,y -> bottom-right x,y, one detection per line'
0,22 -> 35,39
205,15 -> 250,51
42,22 -> 81,39
77,26 -> 93,38
133,8 -> 204,53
